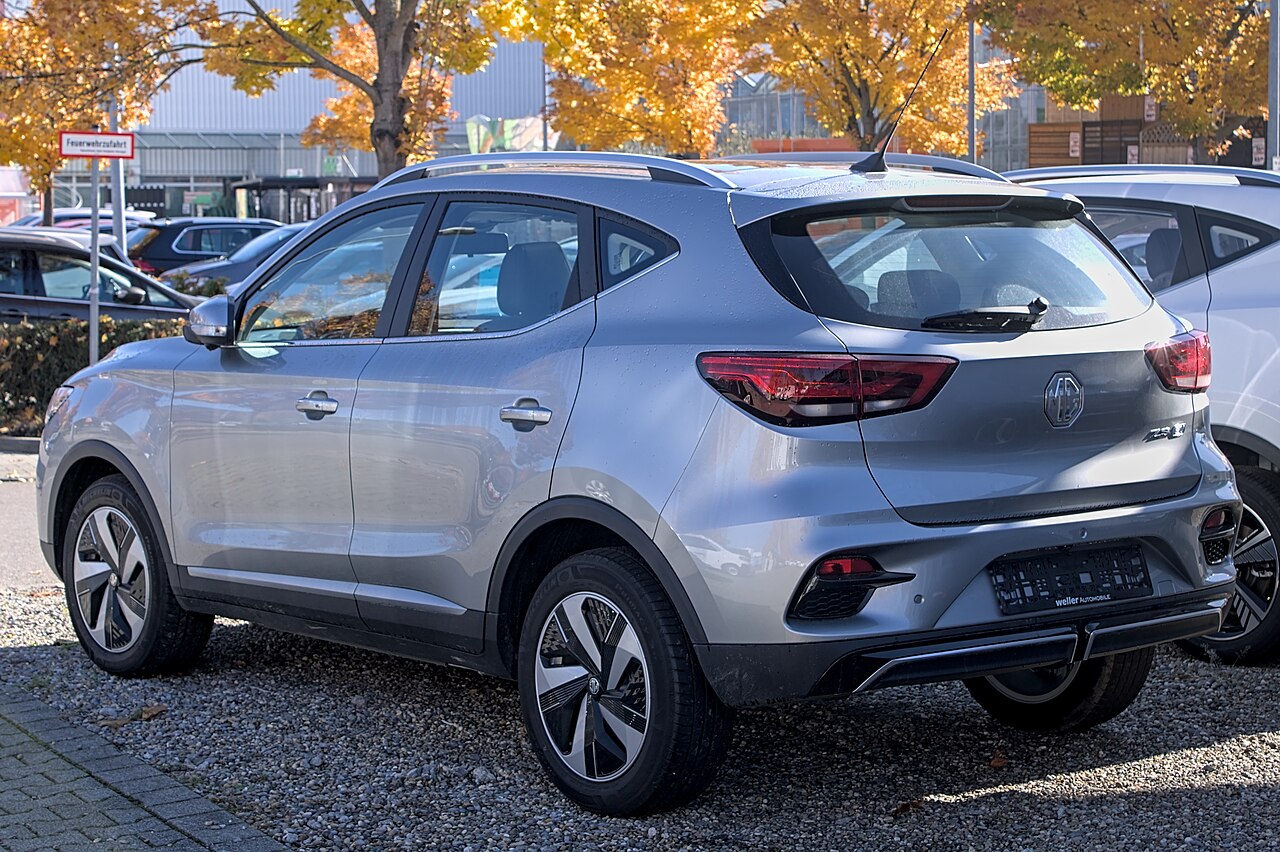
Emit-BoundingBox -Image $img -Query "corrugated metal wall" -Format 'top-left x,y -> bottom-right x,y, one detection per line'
451,40 -> 547,129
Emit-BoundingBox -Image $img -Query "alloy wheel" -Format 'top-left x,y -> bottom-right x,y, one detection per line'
1208,501 -> 1278,641
72,507 -> 150,653
985,662 -> 1082,704
534,591 -> 650,782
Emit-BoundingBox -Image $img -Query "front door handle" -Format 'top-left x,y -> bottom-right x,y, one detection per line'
500,398 -> 553,432
296,390 -> 340,420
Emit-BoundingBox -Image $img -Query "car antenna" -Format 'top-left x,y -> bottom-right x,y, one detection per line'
851,28 -> 950,174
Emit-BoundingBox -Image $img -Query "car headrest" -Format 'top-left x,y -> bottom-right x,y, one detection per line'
449,232 -> 509,256
496,241 -> 571,319
1144,228 -> 1182,285
877,269 -> 962,316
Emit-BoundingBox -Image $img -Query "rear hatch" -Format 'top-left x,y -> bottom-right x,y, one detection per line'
756,195 -> 1204,525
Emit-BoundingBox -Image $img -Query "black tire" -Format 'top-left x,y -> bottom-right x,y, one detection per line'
964,647 -> 1155,733
517,547 -> 733,815
62,475 -> 212,676
1180,467 -> 1280,664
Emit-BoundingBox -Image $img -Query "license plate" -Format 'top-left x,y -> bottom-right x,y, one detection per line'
988,543 -> 1152,616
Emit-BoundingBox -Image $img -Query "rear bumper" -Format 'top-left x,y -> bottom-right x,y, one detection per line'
697,584 -> 1231,707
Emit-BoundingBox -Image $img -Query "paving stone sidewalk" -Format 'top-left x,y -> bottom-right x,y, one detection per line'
0,686 -> 283,851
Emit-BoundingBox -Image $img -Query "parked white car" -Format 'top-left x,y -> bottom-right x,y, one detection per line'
1010,165 -> 1280,663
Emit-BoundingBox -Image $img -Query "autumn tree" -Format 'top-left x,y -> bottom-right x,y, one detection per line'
744,0 -> 1012,154
980,0 -> 1267,145
0,0 -> 219,220
207,0 -> 492,176
487,0 -> 759,157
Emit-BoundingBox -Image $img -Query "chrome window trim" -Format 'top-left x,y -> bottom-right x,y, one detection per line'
235,336 -> 387,349
170,224 -> 275,257
593,251 -> 679,300
383,296 -> 593,345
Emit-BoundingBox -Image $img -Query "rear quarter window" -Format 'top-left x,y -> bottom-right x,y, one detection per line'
764,206 -> 1152,332
1196,210 -> 1280,268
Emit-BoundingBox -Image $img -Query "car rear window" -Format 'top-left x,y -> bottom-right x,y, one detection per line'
765,207 -> 1152,331
126,226 -> 160,256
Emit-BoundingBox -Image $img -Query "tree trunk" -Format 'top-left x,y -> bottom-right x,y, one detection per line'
367,3 -> 417,178
41,184 -> 54,226
370,96 -> 408,178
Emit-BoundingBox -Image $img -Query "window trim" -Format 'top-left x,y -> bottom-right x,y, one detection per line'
1076,198 -> 1207,291
1194,207 -> 1280,270
231,195 -> 435,344
383,191 -> 598,339
170,224 -> 277,257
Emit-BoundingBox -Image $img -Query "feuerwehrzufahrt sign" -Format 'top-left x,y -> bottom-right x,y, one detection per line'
58,131 -> 134,159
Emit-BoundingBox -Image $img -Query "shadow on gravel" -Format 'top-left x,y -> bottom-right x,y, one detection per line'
4,608 -> 1280,849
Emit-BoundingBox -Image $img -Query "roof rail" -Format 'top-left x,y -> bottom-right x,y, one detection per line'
731,151 -> 1009,182
1005,164 -> 1280,188
375,152 -> 737,190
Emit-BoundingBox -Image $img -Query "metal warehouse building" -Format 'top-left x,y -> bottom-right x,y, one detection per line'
54,40 -> 549,221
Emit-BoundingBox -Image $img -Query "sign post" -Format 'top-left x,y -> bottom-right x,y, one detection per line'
58,129 -> 135,365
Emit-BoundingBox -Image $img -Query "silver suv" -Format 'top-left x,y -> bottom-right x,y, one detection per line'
37,152 -> 1239,814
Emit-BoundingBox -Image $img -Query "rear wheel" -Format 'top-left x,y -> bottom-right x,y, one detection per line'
1181,468 -> 1280,663
964,647 -> 1154,732
517,547 -> 733,815
63,475 -> 212,676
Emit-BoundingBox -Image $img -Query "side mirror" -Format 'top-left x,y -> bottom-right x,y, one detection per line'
182,294 -> 234,348
117,285 -> 147,306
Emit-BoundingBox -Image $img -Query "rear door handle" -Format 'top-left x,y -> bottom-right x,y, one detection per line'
500,399 -> 553,432
297,390 -> 340,420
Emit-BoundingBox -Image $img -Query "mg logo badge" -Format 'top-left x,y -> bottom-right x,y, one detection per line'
1045,372 -> 1084,428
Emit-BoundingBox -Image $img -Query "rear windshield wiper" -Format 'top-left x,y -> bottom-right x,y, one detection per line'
921,297 -> 1049,332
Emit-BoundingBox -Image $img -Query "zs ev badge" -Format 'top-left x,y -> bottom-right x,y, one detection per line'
1045,372 -> 1084,428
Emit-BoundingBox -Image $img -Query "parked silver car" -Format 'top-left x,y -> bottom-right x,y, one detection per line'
37,152 -> 1238,814
1009,165 -> 1280,663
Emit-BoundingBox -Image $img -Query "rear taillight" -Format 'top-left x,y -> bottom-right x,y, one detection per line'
135,259 -> 160,275
1145,330 -> 1211,393
697,352 -> 956,426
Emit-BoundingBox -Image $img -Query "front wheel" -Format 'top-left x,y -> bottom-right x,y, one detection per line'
517,548 -> 733,815
63,475 -> 212,676
964,647 -> 1154,732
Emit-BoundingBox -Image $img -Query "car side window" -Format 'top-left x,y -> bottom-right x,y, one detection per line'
238,204 -> 422,343
1086,206 -> 1194,292
175,226 -> 265,255
143,282 -> 180,308
35,253 -> 139,304
408,201 -> 581,336
598,217 -> 677,289
0,249 -> 24,294
1196,210 -> 1279,269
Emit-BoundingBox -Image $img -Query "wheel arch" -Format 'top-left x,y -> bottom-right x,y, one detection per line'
50,441 -> 176,584
485,496 -> 708,677
1213,426 -> 1280,474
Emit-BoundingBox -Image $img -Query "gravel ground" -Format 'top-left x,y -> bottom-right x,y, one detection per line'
2,586 -> 1279,851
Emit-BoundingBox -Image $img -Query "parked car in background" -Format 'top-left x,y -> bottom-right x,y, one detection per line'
1009,164 -> 1280,663
11,228 -> 133,266
127,217 -> 280,274
0,227 -> 196,323
53,219 -> 142,235
38,152 -> 1238,815
160,222 -> 307,294
11,208 -> 155,227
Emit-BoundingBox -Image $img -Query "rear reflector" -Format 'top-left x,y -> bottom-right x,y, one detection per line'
1145,330 -> 1211,393
697,352 -> 957,426
817,557 -> 877,578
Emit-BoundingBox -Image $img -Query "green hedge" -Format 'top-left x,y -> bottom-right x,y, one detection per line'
0,318 -> 185,436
